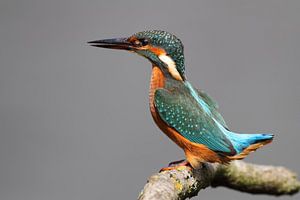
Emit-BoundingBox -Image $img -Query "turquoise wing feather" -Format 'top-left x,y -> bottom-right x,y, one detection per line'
196,89 -> 227,128
154,87 -> 235,154
196,89 -> 219,109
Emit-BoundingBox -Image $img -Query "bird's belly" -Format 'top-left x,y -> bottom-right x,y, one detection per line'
149,66 -> 164,114
150,105 -> 224,166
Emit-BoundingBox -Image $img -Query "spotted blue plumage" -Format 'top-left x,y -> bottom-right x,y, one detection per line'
154,80 -> 235,154
154,79 -> 273,155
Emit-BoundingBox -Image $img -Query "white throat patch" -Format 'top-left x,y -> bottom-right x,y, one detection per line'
158,54 -> 183,81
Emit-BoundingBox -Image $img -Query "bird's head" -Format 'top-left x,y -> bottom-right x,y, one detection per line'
88,30 -> 185,81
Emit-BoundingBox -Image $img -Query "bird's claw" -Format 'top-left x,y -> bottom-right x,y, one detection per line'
159,159 -> 192,172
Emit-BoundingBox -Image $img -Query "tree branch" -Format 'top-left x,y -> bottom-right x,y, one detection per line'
138,161 -> 300,200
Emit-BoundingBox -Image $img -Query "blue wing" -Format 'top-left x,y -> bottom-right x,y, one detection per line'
154,87 -> 236,155
196,88 -> 227,128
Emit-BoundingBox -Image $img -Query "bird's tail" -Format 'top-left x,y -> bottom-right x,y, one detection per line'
226,132 -> 274,160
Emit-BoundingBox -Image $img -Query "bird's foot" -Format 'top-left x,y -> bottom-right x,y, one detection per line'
168,159 -> 186,166
159,159 -> 192,172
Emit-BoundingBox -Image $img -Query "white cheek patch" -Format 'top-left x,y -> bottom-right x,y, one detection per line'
158,54 -> 183,81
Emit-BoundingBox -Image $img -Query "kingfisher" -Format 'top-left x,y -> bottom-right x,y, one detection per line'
88,30 -> 273,169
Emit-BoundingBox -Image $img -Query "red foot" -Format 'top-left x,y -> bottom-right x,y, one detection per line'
159,159 -> 192,172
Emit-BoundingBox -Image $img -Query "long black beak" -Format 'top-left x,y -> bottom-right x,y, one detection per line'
88,38 -> 132,50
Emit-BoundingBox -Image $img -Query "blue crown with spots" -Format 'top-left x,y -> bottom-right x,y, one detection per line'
134,30 -> 185,77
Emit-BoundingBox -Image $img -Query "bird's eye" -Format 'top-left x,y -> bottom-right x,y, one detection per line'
140,38 -> 149,46
133,38 -> 149,47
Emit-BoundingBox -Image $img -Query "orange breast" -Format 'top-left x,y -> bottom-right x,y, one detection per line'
149,66 -> 224,168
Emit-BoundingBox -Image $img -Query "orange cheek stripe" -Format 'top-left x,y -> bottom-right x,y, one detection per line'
148,46 -> 166,56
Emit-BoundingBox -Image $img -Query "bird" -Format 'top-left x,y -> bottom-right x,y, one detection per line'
88,30 -> 274,169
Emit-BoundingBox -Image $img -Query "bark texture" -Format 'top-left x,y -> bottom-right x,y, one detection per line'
138,161 -> 300,200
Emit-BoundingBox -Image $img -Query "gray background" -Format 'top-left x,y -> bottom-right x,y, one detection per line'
0,0 -> 299,199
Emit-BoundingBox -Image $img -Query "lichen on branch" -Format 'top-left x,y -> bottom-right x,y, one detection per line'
138,161 -> 300,200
